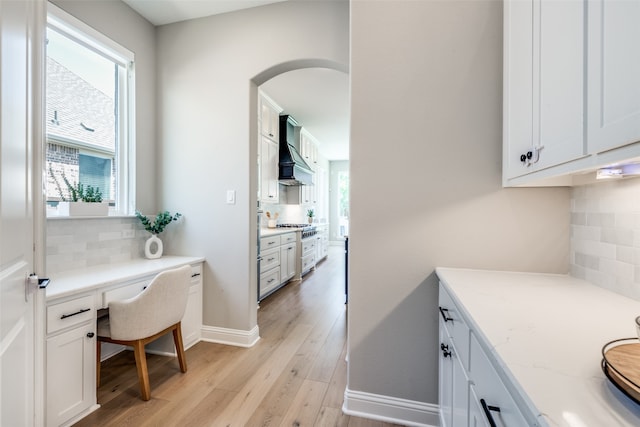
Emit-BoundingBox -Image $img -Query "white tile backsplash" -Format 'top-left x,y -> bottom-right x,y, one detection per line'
46,217 -> 146,274
571,177 -> 640,300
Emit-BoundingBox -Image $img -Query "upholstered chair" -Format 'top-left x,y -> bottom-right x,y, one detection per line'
97,264 -> 191,401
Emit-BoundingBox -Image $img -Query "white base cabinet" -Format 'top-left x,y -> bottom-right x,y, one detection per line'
439,282 -> 535,427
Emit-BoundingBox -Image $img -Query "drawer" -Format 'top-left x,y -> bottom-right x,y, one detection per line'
280,232 -> 296,245
301,254 -> 315,272
469,334 -> 529,426
260,268 -> 281,297
47,294 -> 95,334
261,235 -> 281,249
103,280 -> 149,307
438,283 -> 470,370
260,247 -> 280,273
301,239 -> 316,255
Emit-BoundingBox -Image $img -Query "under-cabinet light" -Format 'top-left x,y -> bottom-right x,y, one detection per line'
596,164 -> 640,180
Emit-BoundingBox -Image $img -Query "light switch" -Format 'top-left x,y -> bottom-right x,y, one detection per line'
226,190 -> 236,204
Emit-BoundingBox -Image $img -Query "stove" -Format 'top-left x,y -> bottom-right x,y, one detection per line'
277,223 -> 317,239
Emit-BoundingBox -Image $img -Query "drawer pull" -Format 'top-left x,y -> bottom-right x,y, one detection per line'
439,307 -> 453,322
60,308 -> 91,320
267,257 -> 275,262
86,332 -> 95,338
191,273 -> 201,278
267,278 -> 275,283
480,398 -> 500,427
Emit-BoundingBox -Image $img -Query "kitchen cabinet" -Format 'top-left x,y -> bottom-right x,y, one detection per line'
587,0 -> 640,154
259,232 -> 296,299
300,237 -> 316,276
438,282 -> 532,427
299,128 -> 318,171
503,0 -> 586,182
260,93 -> 280,142
315,224 -> 329,262
46,294 -> 97,427
260,136 -> 279,203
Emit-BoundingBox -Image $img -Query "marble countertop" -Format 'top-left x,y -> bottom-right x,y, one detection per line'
46,255 -> 205,300
436,267 -> 640,427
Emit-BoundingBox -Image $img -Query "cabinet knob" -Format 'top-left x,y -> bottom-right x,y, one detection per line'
526,151 -> 533,159
520,154 -> 526,162
86,332 -> 95,338
440,343 -> 451,358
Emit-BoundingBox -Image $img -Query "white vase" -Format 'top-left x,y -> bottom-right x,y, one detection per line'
144,234 -> 163,259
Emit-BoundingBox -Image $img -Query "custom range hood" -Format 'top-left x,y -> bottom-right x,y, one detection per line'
279,115 -> 313,186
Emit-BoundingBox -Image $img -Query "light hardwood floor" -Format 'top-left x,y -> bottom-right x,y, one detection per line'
74,246 -> 403,427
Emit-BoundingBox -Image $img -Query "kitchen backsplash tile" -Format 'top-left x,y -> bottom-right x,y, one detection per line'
571,178 -> 640,300
47,217 -> 146,274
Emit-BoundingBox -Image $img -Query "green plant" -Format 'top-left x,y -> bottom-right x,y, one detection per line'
49,165 -> 103,202
307,209 -> 315,218
135,211 -> 182,235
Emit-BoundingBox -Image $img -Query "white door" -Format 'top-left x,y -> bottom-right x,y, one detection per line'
0,1 -> 45,426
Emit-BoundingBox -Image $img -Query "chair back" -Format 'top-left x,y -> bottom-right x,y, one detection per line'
108,265 -> 192,340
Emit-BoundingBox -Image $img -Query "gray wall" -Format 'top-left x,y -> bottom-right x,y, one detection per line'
155,1 -> 349,330
348,0 -> 570,405
51,0 -> 157,214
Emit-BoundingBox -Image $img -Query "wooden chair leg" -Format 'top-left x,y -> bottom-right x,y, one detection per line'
132,340 -> 151,401
96,340 -> 101,388
172,322 -> 187,373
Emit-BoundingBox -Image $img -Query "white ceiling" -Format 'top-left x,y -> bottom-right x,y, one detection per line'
123,0 -> 350,160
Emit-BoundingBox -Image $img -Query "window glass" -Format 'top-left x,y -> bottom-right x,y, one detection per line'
45,6 -> 134,215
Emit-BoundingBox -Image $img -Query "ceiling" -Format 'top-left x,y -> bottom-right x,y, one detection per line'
123,0 -> 350,160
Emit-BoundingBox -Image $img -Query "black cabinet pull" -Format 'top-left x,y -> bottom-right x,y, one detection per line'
60,308 -> 90,319
440,343 -> 451,358
439,307 -> 453,322
86,332 -> 95,338
480,398 -> 500,427
191,273 -> 201,278
520,154 -> 526,162
526,151 -> 533,159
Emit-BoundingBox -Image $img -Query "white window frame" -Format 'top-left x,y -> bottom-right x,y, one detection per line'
46,3 -> 136,216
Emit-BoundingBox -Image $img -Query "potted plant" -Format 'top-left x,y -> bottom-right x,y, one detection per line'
49,166 -> 109,216
307,208 -> 315,224
135,210 -> 182,259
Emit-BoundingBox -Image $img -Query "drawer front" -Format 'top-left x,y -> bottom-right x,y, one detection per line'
469,334 -> 529,426
281,232 -> 296,245
260,247 -> 280,273
103,280 -> 149,307
47,294 -> 95,334
260,235 -> 281,249
260,268 -> 281,297
438,283 -> 470,370
301,254 -> 315,272
302,239 -> 316,255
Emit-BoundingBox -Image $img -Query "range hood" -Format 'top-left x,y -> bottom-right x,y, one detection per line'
279,115 -> 313,186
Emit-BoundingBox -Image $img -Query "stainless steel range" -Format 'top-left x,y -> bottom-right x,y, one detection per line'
276,223 -> 317,239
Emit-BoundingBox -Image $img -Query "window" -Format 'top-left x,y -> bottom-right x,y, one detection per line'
338,170 -> 349,238
46,4 -> 135,215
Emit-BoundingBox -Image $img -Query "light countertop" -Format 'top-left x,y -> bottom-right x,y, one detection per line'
260,227 -> 300,237
46,255 -> 204,300
436,267 -> 640,427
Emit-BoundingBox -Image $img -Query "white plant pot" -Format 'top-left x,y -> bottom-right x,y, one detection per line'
57,201 -> 109,216
144,235 -> 163,259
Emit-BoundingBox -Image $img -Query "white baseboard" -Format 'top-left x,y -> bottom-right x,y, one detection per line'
200,324 -> 260,347
342,388 -> 440,427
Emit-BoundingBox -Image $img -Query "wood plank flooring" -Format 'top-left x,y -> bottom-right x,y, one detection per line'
74,246 -> 403,427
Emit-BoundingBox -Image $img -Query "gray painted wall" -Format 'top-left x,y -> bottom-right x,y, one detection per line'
51,0 -> 157,214
155,1 -> 349,330
348,0 -> 570,404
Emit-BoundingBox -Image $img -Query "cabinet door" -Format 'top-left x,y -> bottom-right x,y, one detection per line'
260,136 -> 279,203
504,0 -> 585,180
280,242 -> 296,282
260,96 -> 279,141
439,324 -> 469,427
588,0 -> 640,153
47,323 -> 95,426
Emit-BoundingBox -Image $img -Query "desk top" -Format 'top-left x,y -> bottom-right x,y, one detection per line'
46,256 -> 205,301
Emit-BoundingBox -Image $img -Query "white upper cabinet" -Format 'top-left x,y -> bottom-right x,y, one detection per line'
299,128 -> 318,171
587,0 -> 640,154
503,0 -> 586,182
260,93 -> 280,142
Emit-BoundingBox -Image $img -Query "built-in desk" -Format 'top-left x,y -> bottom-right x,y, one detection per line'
45,256 -> 204,427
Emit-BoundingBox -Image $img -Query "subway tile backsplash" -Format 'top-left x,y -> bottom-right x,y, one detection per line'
571,178 -> 640,300
47,217 -> 147,274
